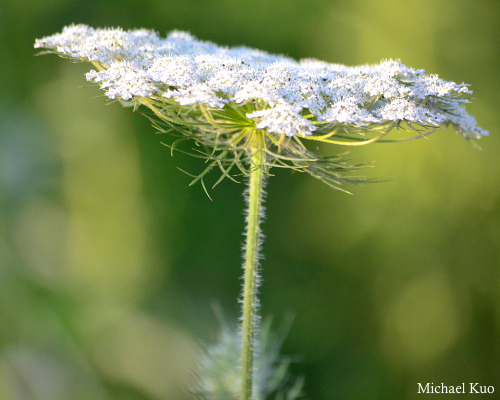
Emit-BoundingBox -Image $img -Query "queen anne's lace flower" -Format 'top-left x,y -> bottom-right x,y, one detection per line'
35,24 -> 487,139
33,26 -> 490,399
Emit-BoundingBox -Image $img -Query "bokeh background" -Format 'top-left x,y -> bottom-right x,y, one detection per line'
1,0 -> 499,398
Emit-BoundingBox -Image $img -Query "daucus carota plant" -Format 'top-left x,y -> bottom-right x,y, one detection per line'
35,24 -> 487,400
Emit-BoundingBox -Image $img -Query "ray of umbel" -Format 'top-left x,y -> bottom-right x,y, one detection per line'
35,24 -> 487,400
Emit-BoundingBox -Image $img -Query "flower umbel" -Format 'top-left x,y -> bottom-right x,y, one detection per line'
35,24 -> 487,191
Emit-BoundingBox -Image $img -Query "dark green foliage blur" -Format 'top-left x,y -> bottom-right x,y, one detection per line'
1,0 -> 499,398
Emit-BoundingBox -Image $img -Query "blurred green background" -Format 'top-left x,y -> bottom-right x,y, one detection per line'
1,0 -> 499,398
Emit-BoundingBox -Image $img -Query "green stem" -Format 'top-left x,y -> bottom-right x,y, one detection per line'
241,132 -> 265,400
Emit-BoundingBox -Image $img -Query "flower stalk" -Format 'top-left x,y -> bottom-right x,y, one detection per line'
241,130 -> 265,400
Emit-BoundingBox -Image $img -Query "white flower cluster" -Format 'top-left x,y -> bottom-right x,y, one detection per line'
35,24 -> 488,138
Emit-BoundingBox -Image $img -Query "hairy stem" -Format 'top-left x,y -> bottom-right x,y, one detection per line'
241,132 -> 265,400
